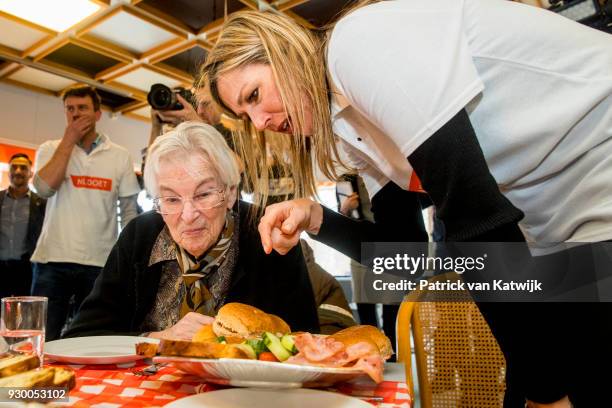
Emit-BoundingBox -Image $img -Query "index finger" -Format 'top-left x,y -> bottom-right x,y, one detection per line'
175,94 -> 189,104
258,214 -> 276,254
258,205 -> 286,254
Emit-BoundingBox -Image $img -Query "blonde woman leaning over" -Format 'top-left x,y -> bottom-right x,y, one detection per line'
200,1 -> 612,407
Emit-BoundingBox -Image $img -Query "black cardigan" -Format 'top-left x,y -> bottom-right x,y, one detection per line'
64,201 -> 319,337
0,189 -> 46,259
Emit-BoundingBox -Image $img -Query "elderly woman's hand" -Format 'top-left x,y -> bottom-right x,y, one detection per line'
258,198 -> 323,255
148,312 -> 215,341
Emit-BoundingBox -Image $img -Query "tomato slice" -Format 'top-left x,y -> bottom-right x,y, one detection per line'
258,351 -> 280,362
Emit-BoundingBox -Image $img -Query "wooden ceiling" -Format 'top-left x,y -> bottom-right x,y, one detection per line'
0,0 -> 353,122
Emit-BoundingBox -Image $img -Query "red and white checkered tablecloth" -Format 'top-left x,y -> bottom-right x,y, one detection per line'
45,360 -> 412,407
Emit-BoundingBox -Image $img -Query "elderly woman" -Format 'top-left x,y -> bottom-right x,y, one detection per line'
64,122 -> 318,339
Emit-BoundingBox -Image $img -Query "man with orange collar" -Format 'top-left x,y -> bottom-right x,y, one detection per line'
31,86 -> 140,340
0,153 -> 46,298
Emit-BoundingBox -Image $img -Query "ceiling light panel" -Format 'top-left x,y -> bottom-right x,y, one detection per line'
87,11 -> 178,54
0,0 -> 101,32
112,66 -> 182,93
0,15 -> 50,52
8,67 -> 77,91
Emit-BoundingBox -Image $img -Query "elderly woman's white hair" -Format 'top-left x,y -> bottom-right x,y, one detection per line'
144,121 -> 240,197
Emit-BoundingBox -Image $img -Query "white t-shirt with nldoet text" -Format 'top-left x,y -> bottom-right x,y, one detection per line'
32,133 -> 140,267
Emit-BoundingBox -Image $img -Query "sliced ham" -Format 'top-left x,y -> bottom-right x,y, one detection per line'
353,355 -> 384,384
292,333 -> 345,362
287,333 -> 385,383
344,342 -> 377,363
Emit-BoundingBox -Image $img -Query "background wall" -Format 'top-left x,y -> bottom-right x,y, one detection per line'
0,82 -> 150,169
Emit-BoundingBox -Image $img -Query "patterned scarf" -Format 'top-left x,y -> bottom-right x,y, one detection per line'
177,211 -> 235,318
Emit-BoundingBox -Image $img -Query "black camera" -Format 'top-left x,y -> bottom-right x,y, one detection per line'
147,83 -> 196,111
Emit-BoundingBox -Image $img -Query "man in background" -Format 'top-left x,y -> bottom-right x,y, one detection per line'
32,85 -> 140,340
0,153 -> 46,298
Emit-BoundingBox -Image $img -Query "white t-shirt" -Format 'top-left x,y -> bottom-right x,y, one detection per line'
32,134 -> 141,267
327,0 -> 612,250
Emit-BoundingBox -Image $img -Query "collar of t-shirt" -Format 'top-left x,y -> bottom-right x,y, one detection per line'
78,133 -> 103,155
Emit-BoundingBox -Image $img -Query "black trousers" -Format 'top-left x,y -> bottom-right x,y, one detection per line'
0,258 -> 33,299
31,262 -> 102,340
472,245 -> 612,407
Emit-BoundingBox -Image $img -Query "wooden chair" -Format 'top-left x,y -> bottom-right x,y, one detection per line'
396,273 -> 506,408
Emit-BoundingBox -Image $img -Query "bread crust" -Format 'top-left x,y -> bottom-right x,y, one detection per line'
0,366 -> 75,389
157,339 -> 249,359
135,342 -> 158,358
192,325 -> 217,343
0,354 -> 40,378
213,303 -> 290,339
53,367 -> 76,389
330,325 -> 393,359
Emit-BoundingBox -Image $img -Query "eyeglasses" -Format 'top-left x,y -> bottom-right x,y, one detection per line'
153,188 -> 226,215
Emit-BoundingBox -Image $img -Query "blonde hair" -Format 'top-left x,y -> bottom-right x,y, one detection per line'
144,121 -> 241,198
200,10 -> 350,211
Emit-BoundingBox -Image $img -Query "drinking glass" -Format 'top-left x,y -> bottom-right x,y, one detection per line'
1,296 -> 47,366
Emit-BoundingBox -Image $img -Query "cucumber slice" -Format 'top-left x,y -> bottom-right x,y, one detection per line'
280,335 -> 297,354
246,339 -> 266,356
263,332 -> 292,361
234,344 -> 257,359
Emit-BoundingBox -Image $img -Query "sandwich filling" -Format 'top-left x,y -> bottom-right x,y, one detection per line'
214,320 -> 242,336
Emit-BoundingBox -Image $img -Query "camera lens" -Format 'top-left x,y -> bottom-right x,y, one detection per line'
152,88 -> 171,108
147,84 -> 176,110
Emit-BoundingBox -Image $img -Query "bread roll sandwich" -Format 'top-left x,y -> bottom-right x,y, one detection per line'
149,303 -> 294,362
213,303 -> 290,339
330,325 -> 393,360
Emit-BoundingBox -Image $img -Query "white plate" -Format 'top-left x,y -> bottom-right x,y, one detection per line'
45,336 -> 159,364
153,356 -> 368,388
164,388 -> 372,408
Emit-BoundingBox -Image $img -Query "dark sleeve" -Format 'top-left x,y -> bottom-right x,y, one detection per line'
312,184 -> 428,262
408,109 -> 525,242
63,231 -> 138,337
312,207 -> 375,262
369,182 -> 428,242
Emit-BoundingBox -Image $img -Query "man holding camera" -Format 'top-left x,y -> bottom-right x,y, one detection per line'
32,85 -> 140,340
